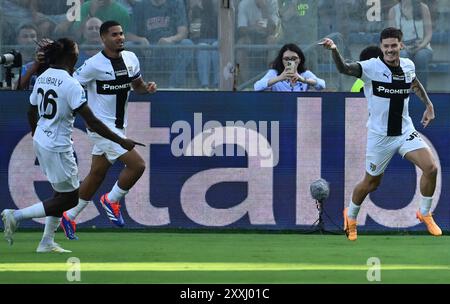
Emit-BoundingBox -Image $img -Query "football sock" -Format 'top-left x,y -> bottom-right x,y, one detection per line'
66,199 -> 91,220
107,182 -> 128,202
13,202 -> 46,222
347,201 -> 361,220
41,216 -> 61,244
419,196 -> 433,216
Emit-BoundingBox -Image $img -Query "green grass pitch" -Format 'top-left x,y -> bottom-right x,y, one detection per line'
0,232 -> 449,283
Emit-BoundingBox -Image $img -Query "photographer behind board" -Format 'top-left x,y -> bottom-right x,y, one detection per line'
17,39 -> 53,90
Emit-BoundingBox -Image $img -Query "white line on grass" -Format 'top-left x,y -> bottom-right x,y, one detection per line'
1,263 -> 449,272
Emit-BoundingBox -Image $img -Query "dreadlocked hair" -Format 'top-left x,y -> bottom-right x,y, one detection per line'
41,38 -> 76,65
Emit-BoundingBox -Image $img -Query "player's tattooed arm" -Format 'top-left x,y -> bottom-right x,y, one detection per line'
331,48 -> 362,78
411,78 -> 435,127
319,38 -> 361,77
411,78 -> 433,107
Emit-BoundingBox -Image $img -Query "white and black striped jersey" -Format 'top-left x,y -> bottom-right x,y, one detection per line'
30,67 -> 87,152
74,50 -> 141,130
358,57 -> 416,136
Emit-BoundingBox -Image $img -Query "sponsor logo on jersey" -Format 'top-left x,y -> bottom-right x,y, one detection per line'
372,81 -> 411,98
376,86 -> 410,95
115,69 -> 128,77
96,79 -> 131,94
102,83 -> 131,90
392,74 -> 405,81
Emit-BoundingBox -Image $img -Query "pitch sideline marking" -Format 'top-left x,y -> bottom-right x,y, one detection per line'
1,262 -> 449,272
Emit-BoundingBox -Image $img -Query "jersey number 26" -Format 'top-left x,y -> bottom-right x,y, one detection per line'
37,88 -> 58,120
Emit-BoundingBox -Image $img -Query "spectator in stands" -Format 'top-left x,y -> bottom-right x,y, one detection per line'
278,0 -> 318,46
15,23 -> 39,63
128,0 -> 194,88
236,0 -> 280,84
351,45 -> 383,92
1,0 -> 54,38
254,43 -> 325,91
71,0 -> 130,41
29,1 -> 71,39
388,0 -> 433,88
117,0 -> 141,16
189,0 -> 219,89
17,38 -> 52,90
76,17 -> 104,67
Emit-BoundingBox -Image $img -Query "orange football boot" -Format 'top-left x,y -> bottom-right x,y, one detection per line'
343,207 -> 357,241
416,211 -> 442,236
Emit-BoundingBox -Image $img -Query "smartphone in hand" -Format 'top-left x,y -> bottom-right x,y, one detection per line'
285,60 -> 295,73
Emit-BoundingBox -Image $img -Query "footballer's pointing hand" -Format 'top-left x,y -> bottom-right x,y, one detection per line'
318,38 -> 337,50
120,138 -> 146,151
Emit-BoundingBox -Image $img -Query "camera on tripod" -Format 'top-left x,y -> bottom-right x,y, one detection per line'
0,50 -> 22,89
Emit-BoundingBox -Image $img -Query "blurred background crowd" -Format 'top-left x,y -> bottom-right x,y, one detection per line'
0,0 -> 449,91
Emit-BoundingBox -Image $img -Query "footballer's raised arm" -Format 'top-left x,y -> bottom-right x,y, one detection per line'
319,38 -> 362,78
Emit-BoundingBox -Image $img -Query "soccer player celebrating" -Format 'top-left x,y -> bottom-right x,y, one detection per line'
1,38 -> 140,252
60,20 -> 157,239
320,27 -> 442,240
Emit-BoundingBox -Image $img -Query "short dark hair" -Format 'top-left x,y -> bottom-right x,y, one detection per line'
380,27 -> 403,42
359,45 -> 383,61
100,20 -> 121,36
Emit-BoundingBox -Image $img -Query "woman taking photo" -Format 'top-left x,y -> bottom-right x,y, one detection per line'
254,43 -> 325,91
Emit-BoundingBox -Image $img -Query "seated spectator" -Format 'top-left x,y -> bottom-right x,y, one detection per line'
351,45 -> 383,92
71,0 -> 130,41
76,17 -> 104,67
1,0 -> 54,38
29,1 -> 75,39
189,0 -> 219,89
254,43 -> 325,91
236,0 -> 280,84
388,0 -> 433,88
117,0 -> 140,15
128,0 -> 194,88
278,0 -> 318,46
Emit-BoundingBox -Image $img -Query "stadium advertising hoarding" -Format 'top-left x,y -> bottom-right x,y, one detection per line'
1,91 -> 449,231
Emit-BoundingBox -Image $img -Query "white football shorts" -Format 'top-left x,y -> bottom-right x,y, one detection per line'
33,141 -> 80,192
87,126 -> 128,164
366,129 -> 429,176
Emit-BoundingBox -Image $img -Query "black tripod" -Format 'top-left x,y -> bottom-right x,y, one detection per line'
302,200 -> 343,235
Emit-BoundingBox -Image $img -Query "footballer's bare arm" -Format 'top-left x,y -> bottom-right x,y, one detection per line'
411,78 -> 435,127
27,105 -> 38,136
131,77 -> 157,94
319,38 -> 362,78
411,78 -> 433,108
